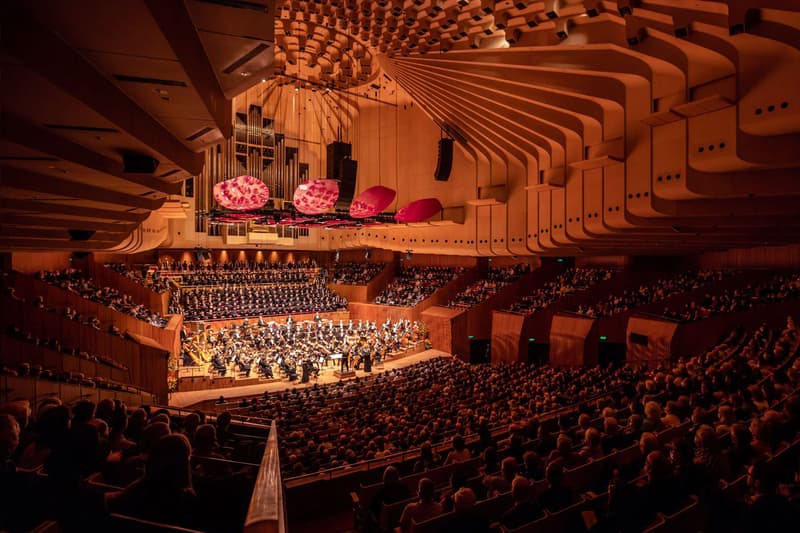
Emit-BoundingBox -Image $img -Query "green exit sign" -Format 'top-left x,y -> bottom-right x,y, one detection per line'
528,338 -> 536,342
599,335 -> 608,341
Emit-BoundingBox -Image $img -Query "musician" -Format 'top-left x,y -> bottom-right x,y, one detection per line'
362,343 -> 372,373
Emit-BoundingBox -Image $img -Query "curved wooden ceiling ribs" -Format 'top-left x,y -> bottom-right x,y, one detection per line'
0,0 -> 275,252
3,0 -> 800,257
363,0 -> 800,255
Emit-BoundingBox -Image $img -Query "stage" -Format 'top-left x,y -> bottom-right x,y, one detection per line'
168,348 -> 452,408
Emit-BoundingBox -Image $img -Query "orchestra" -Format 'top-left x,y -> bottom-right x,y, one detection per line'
181,317 -> 425,383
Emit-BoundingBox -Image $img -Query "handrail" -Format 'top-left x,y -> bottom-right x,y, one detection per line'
244,420 -> 285,533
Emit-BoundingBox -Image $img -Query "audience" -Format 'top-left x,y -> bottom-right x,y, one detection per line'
105,263 -> 170,293
0,398 -> 260,532
662,273 -> 800,321
447,264 -> 531,309
36,269 -> 168,327
331,262 -> 385,285
177,271 -> 347,321
507,268 -> 615,315
575,270 -> 734,318
375,266 -> 465,307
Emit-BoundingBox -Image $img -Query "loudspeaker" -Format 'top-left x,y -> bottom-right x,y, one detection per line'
122,152 -> 160,174
434,138 -> 453,181
335,158 -> 358,210
326,141 -> 352,180
68,229 -> 95,241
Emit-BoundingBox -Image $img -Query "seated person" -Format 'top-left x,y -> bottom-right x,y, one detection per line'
742,461 -> 800,532
441,487 -> 490,533
399,477 -> 444,533
483,456 -> 517,497
107,434 -> 201,529
539,463 -> 573,513
501,476 -> 545,530
443,435 -> 471,464
368,466 -> 412,520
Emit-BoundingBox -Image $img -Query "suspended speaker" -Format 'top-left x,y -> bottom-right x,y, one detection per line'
326,141 -> 352,180
335,158 -> 358,210
434,138 -> 453,181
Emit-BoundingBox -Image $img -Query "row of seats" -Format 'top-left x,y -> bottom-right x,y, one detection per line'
0,397 -> 268,532
35,269 -> 168,328
662,272 -> 800,322
347,320 -> 800,533
104,264 -> 170,294
331,262 -> 386,285
506,268 -> 615,316
374,266 -> 466,307
446,265 -> 532,309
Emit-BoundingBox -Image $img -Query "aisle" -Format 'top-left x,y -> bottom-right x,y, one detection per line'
168,349 -> 451,408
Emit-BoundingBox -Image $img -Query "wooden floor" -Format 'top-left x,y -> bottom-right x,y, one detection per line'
168,349 -> 452,408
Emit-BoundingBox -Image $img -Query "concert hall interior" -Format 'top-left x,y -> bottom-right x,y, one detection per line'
3,1 -> 800,532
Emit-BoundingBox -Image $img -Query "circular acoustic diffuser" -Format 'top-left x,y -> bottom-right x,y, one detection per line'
213,175 -> 270,210
349,185 -> 397,218
293,179 -> 340,215
394,198 -> 443,223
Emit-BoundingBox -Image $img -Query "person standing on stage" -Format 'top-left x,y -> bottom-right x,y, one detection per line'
340,346 -> 351,373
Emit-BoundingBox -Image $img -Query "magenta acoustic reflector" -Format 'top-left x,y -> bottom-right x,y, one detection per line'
213,175 -> 270,210
394,198 -> 443,223
349,185 -> 397,218
293,179 -> 340,215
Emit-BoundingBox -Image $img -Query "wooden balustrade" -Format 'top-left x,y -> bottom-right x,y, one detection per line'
244,420 -> 286,533
326,262 -> 395,303
0,374 -> 155,407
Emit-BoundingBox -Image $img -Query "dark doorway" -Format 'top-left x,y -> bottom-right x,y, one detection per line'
598,342 -> 626,367
527,342 -> 549,366
470,339 -> 491,363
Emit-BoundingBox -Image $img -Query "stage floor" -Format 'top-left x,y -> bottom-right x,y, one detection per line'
168,349 -> 452,408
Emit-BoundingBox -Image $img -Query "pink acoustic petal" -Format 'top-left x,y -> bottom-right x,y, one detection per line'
394,198 -> 443,223
213,175 -> 270,210
349,185 -> 396,218
293,179 -> 340,215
